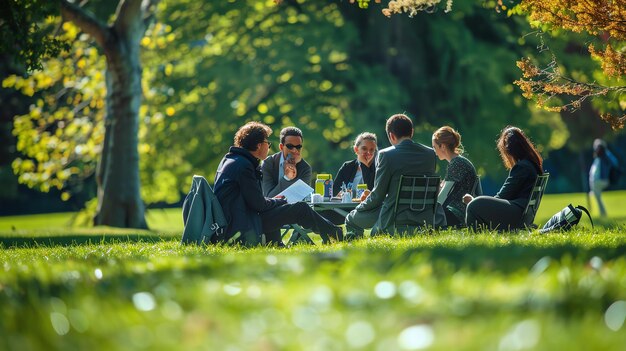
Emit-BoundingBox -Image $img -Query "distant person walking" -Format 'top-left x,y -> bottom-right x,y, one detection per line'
589,138 -> 618,217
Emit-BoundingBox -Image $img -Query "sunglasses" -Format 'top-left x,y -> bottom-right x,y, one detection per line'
284,143 -> 303,150
264,140 -> 272,148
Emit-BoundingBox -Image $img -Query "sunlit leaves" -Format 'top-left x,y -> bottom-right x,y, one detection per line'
4,20 -> 105,197
515,0 -> 626,129
136,0 -> 407,196
0,0 -> 70,71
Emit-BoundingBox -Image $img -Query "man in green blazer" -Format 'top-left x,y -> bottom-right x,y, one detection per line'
345,114 -> 437,240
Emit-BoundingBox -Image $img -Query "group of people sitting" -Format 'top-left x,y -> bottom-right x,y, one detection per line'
212,113 -> 544,246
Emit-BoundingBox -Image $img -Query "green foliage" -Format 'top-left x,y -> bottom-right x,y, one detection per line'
390,5 -> 568,177
3,20 -> 105,199
0,0 -> 70,71
2,0 -> 590,209
139,0 -> 409,201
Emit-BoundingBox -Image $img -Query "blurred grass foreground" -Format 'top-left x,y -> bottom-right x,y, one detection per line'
0,191 -> 625,350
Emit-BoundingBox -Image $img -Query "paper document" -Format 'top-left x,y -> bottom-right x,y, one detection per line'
437,181 -> 455,204
277,179 -> 314,204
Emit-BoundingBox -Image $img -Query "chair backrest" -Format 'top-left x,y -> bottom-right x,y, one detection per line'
522,173 -> 550,226
392,175 -> 440,234
471,175 -> 483,196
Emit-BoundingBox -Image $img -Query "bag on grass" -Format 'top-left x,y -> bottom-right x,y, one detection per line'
539,204 -> 593,234
181,175 -> 227,245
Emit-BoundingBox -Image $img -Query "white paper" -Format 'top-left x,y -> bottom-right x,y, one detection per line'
437,180 -> 455,204
277,179 -> 314,204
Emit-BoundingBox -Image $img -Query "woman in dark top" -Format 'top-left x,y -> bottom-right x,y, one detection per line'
432,126 -> 478,227
333,132 -> 377,197
464,126 -> 543,231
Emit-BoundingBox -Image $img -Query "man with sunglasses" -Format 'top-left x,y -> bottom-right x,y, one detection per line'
214,122 -> 342,246
261,126 -> 312,197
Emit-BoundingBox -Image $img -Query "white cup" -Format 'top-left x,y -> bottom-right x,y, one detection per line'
311,193 -> 323,203
341,192 -> 352,203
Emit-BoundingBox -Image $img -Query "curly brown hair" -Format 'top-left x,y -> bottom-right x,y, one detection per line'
234,122 -> 272,151
497,126 -> 543,174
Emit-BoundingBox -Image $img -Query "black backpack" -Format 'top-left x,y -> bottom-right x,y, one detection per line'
539,204 -> 593,234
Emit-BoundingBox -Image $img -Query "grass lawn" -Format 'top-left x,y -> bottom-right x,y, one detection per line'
0,191 -> 625,350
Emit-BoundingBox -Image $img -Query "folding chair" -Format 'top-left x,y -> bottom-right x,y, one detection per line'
521,173 -> 550,228
391,175 -> 441,235
281,224 -> 315,245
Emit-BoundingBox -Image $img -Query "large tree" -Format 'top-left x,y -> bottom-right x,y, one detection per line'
5,0 -> 156,228
60,0 -> 157,228
5,0 -> 584,221
5,0 -> 410,223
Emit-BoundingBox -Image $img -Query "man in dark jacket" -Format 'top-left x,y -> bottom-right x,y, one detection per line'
214,122 -> 342,246
261,126 -> 312,197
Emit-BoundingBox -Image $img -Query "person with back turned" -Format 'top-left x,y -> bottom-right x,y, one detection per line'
344,114 -> 437,240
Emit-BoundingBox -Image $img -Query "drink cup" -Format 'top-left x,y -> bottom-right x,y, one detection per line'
342,191 -> 352,203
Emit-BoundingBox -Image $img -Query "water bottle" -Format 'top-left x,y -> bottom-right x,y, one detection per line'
357,184 -> 368,198
324,176 -> 333,201
315,174 -> 330,196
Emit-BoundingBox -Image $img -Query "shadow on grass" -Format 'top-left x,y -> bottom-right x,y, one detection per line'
0,234 -> 178,248
390,243 -> 626,274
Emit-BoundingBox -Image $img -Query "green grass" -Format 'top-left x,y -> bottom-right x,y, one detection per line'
1,191 -> 624,233
1,192 -> 625,350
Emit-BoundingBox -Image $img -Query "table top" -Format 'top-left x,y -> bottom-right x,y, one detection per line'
311,201 -> 359,208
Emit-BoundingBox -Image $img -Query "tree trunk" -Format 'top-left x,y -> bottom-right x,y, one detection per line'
61,0 -> 151,229
94,31 -> 147,228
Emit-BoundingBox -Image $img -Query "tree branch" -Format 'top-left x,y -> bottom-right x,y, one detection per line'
113,0 -> 142,40
114,0 -> 159,40
60,0 -> 109,48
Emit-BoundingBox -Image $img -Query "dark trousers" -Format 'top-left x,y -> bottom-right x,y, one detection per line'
261,202 -> 339,243
443,207 -> 462,228
317,209 -> 346,225
466,196 -> 523,231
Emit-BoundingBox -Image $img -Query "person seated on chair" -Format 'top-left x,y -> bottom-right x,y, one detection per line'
344,114 -> 436,240
463,126 -> 543,231
261,126 -> 311,197
214,122 -> 342,246
333,132 -> 378,197
315,132 -> 378,225
432,126 -> 478,228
